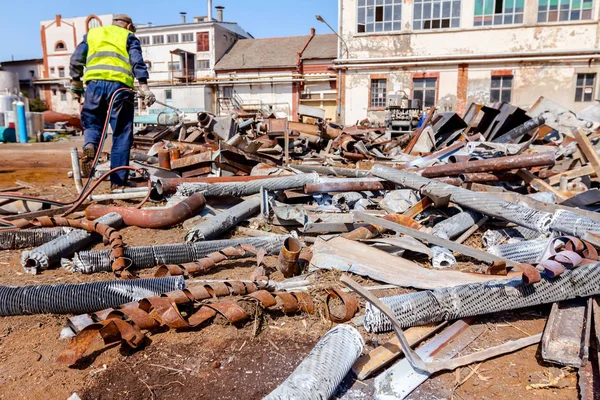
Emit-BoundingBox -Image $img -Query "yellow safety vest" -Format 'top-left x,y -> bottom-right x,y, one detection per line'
84,25 -> 134,88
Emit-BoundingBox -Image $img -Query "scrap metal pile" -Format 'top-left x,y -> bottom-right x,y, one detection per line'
3,95 -> 600,398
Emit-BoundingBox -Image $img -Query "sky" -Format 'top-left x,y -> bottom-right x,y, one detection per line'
0,0 -> 339,61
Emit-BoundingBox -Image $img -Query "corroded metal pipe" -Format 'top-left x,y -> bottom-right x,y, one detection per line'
493,115 -> 546,144
85,193 -> 206,229
419,152 -> 555,178
304,178 -> 388,194
342,214 -> 422,240
278,237 -> 303,278
157,149 -> 171,169
459,172 -> 521,183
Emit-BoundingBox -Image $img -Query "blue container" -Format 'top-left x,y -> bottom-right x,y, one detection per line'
16,101 -> 28,143
0,127 -> 16,143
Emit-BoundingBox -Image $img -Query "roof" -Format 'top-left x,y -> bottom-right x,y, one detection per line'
301,34 -> 337,60
215,34 -> 336,71
136,21 -> 251,39
0,58 -> 43,65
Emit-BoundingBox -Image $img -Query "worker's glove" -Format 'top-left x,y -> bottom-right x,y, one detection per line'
139,84 -> 156,107
70,80 -> 85,103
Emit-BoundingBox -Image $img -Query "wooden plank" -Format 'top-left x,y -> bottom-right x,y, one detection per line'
573,128 -> 600,177
517,169 -> 568,202
547,165 -> 595,186
354,211 -> 517,266
353,323 -> 446,380
402,197 -> 432,219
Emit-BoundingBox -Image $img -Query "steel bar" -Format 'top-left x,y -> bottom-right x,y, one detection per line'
459,172 -> 521,183
418,152 -> 555,178
176,173 -> 319,198
354,211 -> 516,266
131,152 -> 159,164
455,216 -> 489,244
21,213 -> 123,274
185,196 -> 261,242
291,164 -> 371,177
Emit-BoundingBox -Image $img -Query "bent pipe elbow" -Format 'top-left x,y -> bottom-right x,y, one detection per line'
85,193 -> 206,229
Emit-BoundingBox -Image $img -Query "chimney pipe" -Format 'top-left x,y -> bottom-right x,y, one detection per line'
215,6 -> 224,22
207,0 -> 213,21
180,12 -> 187,24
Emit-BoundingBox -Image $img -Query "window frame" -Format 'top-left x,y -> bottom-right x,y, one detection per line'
357,0 -> 404,34
54,41 -> 67,52
197,32 -> 210,52
537,0 -> 594,23
412,76 -> 438,108
57,67 -> 65,78
413,0 -> 462,31
152,35 -> 165,45
474,0 -> 525,26
165,89 -> 173,101
168,61 -> 181,71
167,33 -> 179,44
575,73 -> 596,102
196,59 -> 211,70
181,32 -> 195,42
60,90 -> 67,101
86,16 -> 102,32
490,74 -> 513,103
369,76 -> 388,110
139,36 -> 150,46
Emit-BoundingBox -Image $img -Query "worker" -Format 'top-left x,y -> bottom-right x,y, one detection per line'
69,14 -> 155,188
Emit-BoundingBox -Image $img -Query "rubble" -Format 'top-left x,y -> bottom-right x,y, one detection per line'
3,94 -> 600,399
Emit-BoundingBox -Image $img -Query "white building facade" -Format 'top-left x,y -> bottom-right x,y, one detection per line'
337,0 -> 600,124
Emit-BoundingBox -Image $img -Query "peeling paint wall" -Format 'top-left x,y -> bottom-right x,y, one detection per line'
339,0 -> 600,124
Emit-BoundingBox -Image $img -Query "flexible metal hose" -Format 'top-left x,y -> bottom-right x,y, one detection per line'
21,213 -> 123,274
0,276 -> 184,316
364,262 -> 600,333
0,228 -> 70,250
65,235 -> 288,274
176,173 -> 319,198
487,238 -> 550,264
185,196 -> 261,242
264,324 -> 364,400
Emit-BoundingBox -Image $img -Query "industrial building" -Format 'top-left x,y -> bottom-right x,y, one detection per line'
337,0 -> 600,124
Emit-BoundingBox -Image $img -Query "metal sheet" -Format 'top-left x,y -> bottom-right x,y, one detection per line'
541,298 -> 589,367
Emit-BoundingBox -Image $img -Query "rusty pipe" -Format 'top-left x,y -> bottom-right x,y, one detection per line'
85,193 -> 206,229
419,152 -> 555,178
433,177 -> 463,186
278,237 -> 303,278
169,147 -> 181,161
459,172 -> 521,183
157,149 -> 171,169
342,214 -> 422,241
447,155 -> 480,163
304,180 -> 389,194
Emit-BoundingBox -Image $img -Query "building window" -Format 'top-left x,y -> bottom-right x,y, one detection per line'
575,73 -> 596,102
55,41 -> 67,51
181,33 -> 194,42
152,35 -> 165,45
490,75 -> 513,103
52,89 -> 57,96
474,0 -> 524,25
538,0 -> 593,22
370,78 -> 387,109
58,67 -> 65,78
139,36 -> 150,46
87,16 -> 102,32
167,34 -> 179,43
165,89 -> 172,101
357,0 -> 403,33
168,62 -> 181,71
413,77 -> 437,108
197,59 -> 210,70
60,90 -> 67,101
197,32 -> 210,52
29,70 -> 35,78
50,67 -> 55,76
414,0 -> 461,30
145,61 -> 152,71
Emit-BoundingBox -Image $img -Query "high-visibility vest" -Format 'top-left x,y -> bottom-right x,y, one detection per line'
84,25 -> 134,88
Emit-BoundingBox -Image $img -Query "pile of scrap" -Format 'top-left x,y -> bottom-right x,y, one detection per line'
3,95 -> 600,399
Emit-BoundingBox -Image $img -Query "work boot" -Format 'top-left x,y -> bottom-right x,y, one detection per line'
81,144 -> 96,178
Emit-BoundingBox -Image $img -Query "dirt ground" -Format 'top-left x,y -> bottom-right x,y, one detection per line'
0,139 -> 583,399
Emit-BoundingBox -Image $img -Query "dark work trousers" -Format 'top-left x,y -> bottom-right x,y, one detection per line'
81,80 -> 134,186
